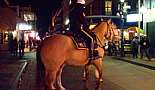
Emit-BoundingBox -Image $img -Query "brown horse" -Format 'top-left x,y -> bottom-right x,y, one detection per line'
38,19 -> 119,90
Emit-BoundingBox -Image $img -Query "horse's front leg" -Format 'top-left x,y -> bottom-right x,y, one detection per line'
83,64 -> 89,90
83,64 -> 89,81
95,69 -> 103,82
57,64 -> 66,90
93,58 -> 103,88
94,59 -> 103,82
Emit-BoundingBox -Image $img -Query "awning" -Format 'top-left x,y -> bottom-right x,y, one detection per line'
0,7 -> 26,31
0,7 -> 26,32
0,7 -> 17,31
127,27 -> 144,34
0,22 -> 9,31
16,17 -> 27,24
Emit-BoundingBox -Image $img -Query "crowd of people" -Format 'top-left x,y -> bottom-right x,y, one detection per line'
107,41 -> 120,56
8,34 -> 25,58
131,36 -> 151,60
8,33 -> 39,58
106,35 -> 151,61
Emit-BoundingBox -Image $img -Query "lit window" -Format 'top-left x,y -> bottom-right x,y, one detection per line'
105,1 -> 112,15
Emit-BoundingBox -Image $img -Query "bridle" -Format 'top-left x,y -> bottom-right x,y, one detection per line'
105,22 -> 114,40
96,21 -> 116,48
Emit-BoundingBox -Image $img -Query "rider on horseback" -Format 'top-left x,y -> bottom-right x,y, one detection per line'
69,0 -> 100,60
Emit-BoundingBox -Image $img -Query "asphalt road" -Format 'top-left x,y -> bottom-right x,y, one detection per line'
103,56 -> 155,90
19,55 -> 155,90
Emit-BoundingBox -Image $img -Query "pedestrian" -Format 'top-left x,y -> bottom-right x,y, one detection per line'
12,37 -> 18,56
8,33 -> 14,54
140,36 -> 151,60
131,36 -> 139,58
28,36 -> 32,51
18,39 -> 25,58
113,41 -> 120,56
107,41 -> 113,56
69,0 -> 99,60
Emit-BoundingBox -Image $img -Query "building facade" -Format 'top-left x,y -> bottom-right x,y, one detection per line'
142,0 -> 155,57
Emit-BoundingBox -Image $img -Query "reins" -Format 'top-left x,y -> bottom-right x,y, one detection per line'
96,36 -> 104,48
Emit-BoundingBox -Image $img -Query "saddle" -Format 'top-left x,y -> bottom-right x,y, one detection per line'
65,31 -> 98,48
64,31 -> 88,48
63,30 -> 100,60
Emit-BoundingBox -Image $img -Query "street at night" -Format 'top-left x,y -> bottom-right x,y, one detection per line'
56,56 -> 155,90
1,49 -> 155,90
1,0 -> 155,90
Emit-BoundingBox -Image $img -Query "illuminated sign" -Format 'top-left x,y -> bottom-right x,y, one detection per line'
17,23 -> 32,30
128,30 -> 135,33
126,14 -> 142,22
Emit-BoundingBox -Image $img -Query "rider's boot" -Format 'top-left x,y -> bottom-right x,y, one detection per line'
89,43 -> 101,60
88,32 -> 101,60
89,49 -> 100,60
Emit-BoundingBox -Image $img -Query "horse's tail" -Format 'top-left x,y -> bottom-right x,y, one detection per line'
36,42 -> 45,90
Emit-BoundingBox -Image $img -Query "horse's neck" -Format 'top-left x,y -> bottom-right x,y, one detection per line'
94,24 -> 106,45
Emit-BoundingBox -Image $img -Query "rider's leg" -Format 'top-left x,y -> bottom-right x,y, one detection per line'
89,37 -> 95,60
81,30 -> 99,60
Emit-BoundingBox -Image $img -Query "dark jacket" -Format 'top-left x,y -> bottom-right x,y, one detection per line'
140,38 -> 150,49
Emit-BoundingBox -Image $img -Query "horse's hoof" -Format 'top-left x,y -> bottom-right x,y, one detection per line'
82,77 -> 87,81
45,85 -> 56,90
60,87 -> 66,90
95,86 -> 101,90
96,78 -> 103,83
99,78 -> 103,82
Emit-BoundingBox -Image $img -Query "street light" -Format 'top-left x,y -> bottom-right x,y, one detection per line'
120,0 -> 125,3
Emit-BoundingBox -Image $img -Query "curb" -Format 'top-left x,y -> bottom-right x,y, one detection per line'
10,61 -> 28,90
113,57 -> 155,70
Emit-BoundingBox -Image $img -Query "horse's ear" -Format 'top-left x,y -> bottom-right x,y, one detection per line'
107,19 -> 112,24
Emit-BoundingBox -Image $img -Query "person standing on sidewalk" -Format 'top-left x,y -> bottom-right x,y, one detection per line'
140,36 -> 151,61
107,41 -> 113,56
131,36 -> 139,58
12,37 -> 18,56
8,33 -> 14,54
18,39 -> 25,58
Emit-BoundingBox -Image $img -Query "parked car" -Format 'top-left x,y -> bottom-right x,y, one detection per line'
124,40 -> 132,54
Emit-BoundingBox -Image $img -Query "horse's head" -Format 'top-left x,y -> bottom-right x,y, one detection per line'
93,19 -> 120,47
105,19 -> 120,42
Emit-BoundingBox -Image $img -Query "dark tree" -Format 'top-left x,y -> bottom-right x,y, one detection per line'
32,0 -> 61,38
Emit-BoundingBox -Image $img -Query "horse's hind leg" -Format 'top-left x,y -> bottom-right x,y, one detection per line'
56,64 -> 66,90
45,70 -> 57,90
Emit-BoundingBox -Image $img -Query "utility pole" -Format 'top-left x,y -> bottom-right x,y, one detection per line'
138,0 -> 141,28
120,0 -> 125,57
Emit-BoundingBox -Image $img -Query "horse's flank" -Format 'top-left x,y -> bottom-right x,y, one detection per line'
41,34 -> 89,68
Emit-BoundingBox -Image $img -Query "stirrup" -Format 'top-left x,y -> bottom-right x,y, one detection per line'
94,42 -> 98,49
89,51 -> 101,60
89,55 -> 101,60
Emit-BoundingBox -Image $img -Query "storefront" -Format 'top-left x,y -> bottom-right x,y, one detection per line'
124,26 -> 144,40
15,23 -> 39,50
122,26 -> 144,54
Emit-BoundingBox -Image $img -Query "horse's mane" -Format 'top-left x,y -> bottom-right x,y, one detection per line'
90,22 -> 102,31
90,20 -> 109,32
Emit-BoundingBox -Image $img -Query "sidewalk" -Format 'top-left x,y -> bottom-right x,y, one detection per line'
0,61 -> 27,90
0,43 -> 35,90
113,55 -> 155,70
